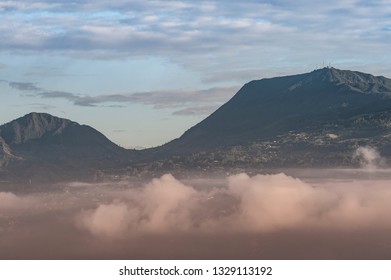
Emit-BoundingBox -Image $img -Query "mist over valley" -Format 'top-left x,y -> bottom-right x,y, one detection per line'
2,166 -> 391,259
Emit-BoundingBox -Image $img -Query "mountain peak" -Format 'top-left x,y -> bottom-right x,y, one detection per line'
314,67 -> 342,80
0,112 -> 74,145
0,112 -> 129,179
163,68 -> 391,152
310,67 -> 391,94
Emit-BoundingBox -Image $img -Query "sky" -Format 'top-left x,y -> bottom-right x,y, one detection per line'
0,0 -> 390,148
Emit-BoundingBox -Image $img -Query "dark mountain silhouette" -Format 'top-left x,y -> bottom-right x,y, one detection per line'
0,113 -> 135,183
1,112 -> 73,145
161,67 -> 391,153
0,112 -> 126,156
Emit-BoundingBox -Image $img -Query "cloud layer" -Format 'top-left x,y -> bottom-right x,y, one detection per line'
1,0 -> 390,79
74,172 -> 391,241
2,170 -> 391,259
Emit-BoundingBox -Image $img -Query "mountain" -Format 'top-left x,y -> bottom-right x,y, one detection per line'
0,113 -> 134,183
164,67 -> 391,150
2,67 -> 391,184
156,67 -> 391,167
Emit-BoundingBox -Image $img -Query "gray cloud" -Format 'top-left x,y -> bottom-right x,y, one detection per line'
72,87 -> 237,114
7,80 -> 237,114
38,90 -> 80,100
0,0 -> 390,80
7,81 -> 84,104
9,82 -> 42,92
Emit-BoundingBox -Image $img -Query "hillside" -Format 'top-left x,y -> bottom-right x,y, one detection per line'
149,68 -> 391,168
2,68 -> 391,183
0,113 -> 135,183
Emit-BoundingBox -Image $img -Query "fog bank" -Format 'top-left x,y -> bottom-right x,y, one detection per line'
2,170 -> 391,259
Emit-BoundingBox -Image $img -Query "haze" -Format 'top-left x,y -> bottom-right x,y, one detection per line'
1,147 -> 390,259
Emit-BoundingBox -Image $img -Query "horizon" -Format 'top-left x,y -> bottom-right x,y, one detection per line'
1,0 -> 391,148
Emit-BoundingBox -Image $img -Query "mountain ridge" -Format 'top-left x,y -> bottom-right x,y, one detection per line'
159,67 -> 391,153
0,112 -> 136,182
2,67 -> 391,183
0,112 -> 74,145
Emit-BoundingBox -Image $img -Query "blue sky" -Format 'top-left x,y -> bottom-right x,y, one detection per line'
1,0 -> 390,148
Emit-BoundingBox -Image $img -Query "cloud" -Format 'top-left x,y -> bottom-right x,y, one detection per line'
0,1 -> 58,12
226,173 -> 328,231
73,87 -> 237,109
3,170 -> 391,259
76,174 -> 197,237
354,146 -> 385,169
75,172 -> 391,240
7,80 -> 236,114
0,0 -> 390,81
0,192 -> 24,210
38,90 -> 80,100
76,202 -> 131,239
0,192 -> 33,213
9,82 -> 42,91
7,80 -> 83,103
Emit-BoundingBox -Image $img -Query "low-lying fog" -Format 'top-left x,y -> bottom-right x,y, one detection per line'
1,147 -> 391,259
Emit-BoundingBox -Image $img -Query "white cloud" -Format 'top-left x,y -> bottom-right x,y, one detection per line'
76,201 -> 131,238
0,192 -> 24,210
3,170 -> 391,258
76,172 -> 391,239
76,174 -> 197,237
1,0 -> 389,67
354,146 -> 385,169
